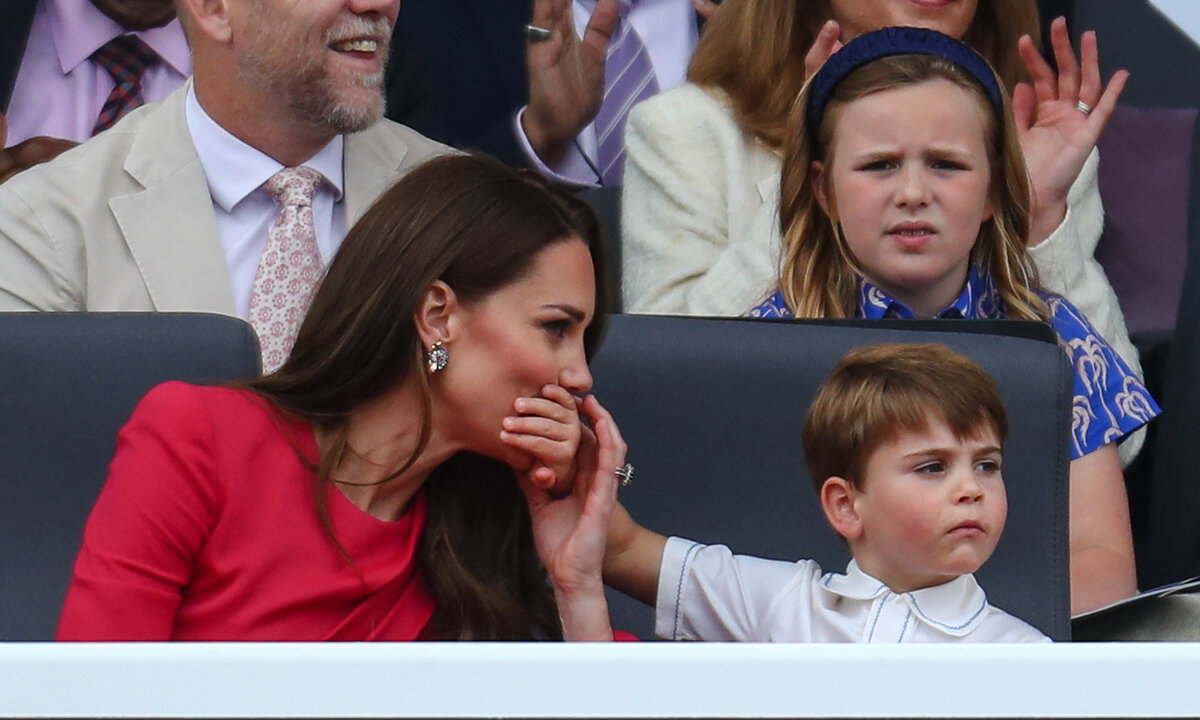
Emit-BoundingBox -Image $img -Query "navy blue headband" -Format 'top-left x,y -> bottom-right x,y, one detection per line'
806,27 -> 1004,144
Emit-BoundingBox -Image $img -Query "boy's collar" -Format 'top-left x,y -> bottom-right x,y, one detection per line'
857,266 -> 1003,320
821,560 -> 992,637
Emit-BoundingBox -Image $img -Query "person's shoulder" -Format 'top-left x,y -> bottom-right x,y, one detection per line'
134,382 -> 259,418
630,82 -> 736,126
0,98 -> 171,205
979,604 -> 1053,642
355,118 -> 456,164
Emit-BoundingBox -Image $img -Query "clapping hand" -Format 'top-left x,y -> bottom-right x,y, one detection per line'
1014,17 -> 1129,246
522,0 -> 620,166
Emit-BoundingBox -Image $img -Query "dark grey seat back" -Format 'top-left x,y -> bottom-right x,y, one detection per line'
0,313 -> 261,640
591,315 -> 1073,640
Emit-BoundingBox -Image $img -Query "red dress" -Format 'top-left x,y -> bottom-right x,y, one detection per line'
57,382 -> 435,641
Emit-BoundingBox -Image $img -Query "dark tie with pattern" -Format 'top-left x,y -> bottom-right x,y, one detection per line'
91,35 -> 159,135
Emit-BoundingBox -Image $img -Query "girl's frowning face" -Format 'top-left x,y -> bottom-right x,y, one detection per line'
814,78 -> 993,318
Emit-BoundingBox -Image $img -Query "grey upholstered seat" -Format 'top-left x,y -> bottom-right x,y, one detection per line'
591,314 -> 1073,640
0,313 -> 260,640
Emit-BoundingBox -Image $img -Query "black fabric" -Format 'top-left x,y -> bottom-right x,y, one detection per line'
579,186 -> 622,313
0,313 -> 261,640
1142,111 -> 1200,589
383,0 -> 702,168
0,0 -> 37,112
591,315 -> 1073,640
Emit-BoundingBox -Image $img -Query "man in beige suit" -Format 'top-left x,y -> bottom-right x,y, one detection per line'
0,0 -> 445,316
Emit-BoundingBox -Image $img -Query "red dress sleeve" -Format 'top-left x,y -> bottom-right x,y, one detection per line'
57,382 -> 222,640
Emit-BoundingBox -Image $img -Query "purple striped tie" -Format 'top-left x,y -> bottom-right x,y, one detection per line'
91,35 -> 159,135
593,0 -> 659,186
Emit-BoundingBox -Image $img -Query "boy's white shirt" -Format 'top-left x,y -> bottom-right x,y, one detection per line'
655,536 -> 1050,643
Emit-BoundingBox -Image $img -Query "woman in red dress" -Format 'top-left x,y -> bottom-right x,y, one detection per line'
58,154 -> 624,641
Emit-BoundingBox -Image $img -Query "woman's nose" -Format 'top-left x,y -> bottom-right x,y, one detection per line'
559,351 -> 593,395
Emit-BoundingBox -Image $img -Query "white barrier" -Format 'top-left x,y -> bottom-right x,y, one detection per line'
2,642 -> 1199,718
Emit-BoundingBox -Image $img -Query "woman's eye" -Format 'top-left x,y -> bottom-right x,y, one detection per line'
544,320 -> 570,338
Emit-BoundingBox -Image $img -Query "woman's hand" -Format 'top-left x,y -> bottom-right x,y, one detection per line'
520,395 -> 627,641
1014,17 -> 1129,246
501,384 -> 583,495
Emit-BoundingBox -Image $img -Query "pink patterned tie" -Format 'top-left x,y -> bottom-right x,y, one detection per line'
248,167 -> 324,373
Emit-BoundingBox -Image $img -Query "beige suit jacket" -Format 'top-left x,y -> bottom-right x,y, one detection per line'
0,82 -> 447,314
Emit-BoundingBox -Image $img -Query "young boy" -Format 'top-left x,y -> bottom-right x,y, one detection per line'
603,343 -> 1050,642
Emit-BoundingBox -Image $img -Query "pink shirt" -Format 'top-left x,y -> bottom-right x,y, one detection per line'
5,0 -> 191,146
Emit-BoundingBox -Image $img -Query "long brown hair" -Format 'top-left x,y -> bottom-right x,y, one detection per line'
244,154 -> 609,640
689,0 -> 1041,149
778,53 -> 1046,321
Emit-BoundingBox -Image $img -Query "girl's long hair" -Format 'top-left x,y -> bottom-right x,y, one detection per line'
778,54 -> 1047,321
688,0 -> 1041,149
242,154 -> 609,640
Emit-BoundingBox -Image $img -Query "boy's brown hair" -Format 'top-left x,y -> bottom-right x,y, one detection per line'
802,343 -> 1008,494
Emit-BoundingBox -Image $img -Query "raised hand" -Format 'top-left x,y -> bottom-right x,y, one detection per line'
805,20 -> 843,80
1013,18 -> 1129,245
519,394 -> 627,641
522,0 -> 619,166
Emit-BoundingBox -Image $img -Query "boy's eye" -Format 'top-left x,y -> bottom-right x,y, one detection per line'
915,461 -> 945,474
974,459 -> 1001,473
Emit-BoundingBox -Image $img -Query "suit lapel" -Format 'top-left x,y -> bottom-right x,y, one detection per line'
343,122 -> 411,225
111,84 -> 237,314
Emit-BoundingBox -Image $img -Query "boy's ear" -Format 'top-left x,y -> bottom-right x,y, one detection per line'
820,476 -> 863,540
811,161 -> 836,221
414,280 -> 459,349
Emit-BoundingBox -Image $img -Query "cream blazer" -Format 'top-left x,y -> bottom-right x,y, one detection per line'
621,82 -> 1144,463
0,81 -> 447,314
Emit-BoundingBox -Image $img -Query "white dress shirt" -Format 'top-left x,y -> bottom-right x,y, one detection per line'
515,0 -> 698,186
656,537 -> 1050,643
184,86 -> 346,319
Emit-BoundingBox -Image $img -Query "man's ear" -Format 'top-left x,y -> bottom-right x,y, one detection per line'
179,0 -> 234,43
811,161 -> 836,222
414,280 -> 459,349
820,476 -> 862,541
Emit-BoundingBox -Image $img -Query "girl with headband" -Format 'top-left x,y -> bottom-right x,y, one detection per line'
621,3 -> 1146,466
749,27 -> 1158,615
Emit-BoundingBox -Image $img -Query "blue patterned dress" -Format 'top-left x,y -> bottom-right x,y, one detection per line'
749,268 -> 1161,459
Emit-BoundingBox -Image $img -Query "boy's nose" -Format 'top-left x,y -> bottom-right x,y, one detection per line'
954,471 -> 985,503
